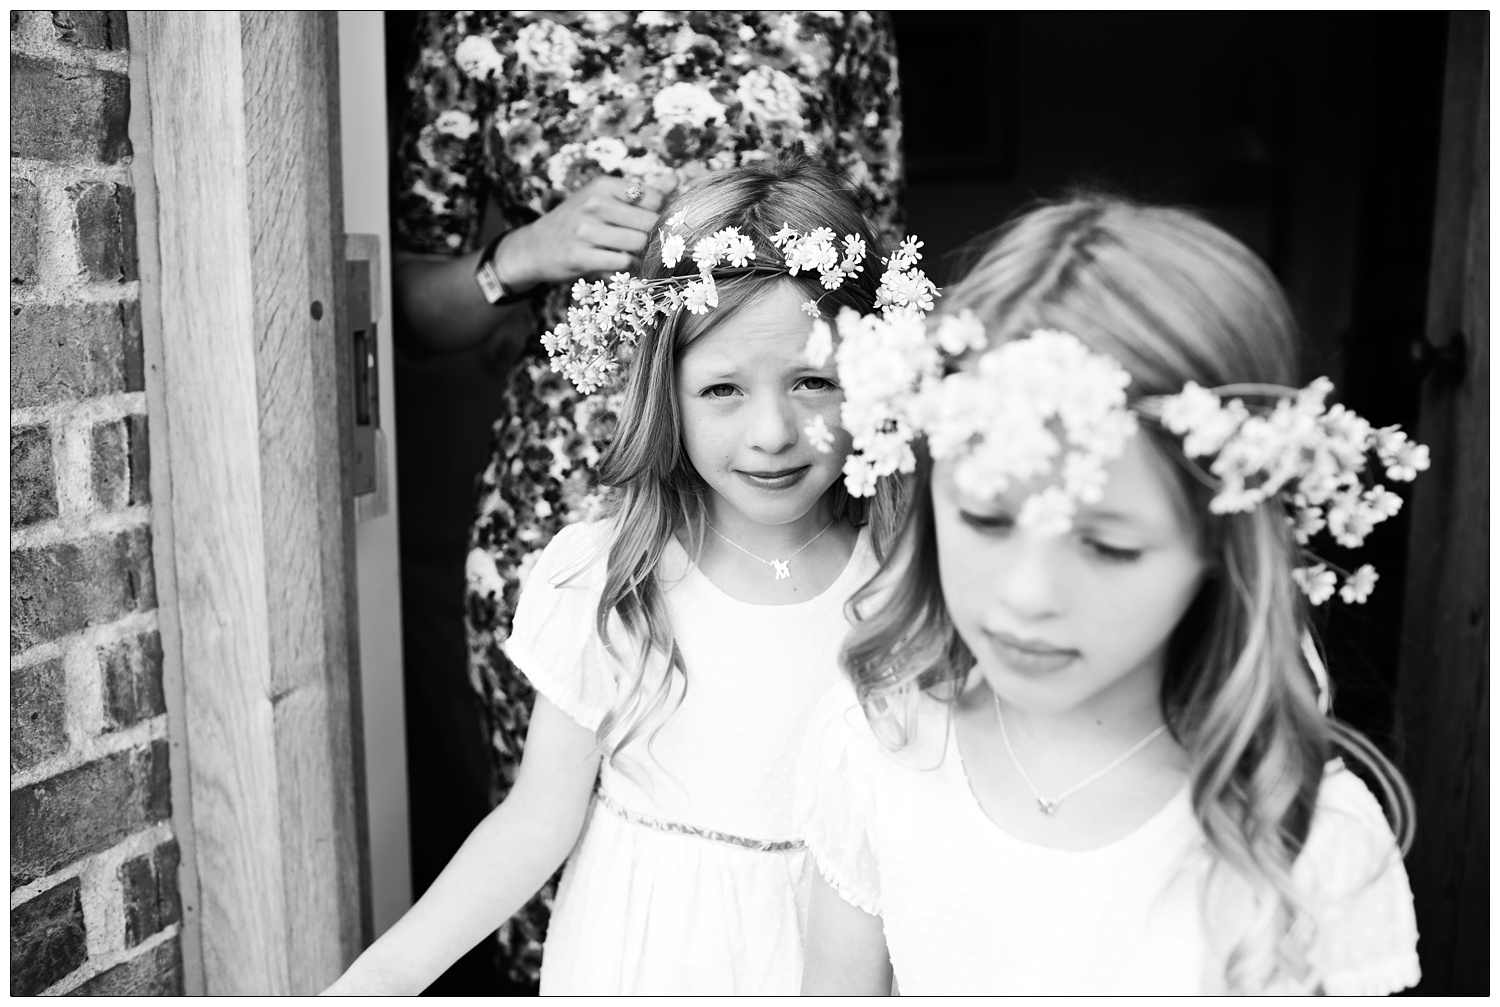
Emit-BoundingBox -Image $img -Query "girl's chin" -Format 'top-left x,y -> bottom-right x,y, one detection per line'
708,482 -> 840,526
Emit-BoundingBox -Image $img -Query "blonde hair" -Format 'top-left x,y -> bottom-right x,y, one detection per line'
591,148 -> 907,778
843,192 -> 1413,993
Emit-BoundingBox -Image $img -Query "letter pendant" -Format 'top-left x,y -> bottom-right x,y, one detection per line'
772,559 -> 791,580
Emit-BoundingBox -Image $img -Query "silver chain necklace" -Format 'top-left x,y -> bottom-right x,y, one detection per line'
993,692 -> 1169,815
705,519 -> 833,581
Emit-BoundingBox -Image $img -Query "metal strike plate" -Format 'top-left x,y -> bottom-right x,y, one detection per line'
345,234 -> 388,522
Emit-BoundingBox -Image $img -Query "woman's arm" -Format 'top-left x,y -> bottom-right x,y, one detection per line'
321,696 -> 601,994
801,871 -> 894,995
393,175 -> 668,357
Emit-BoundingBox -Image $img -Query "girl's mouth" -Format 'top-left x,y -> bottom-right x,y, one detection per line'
736,466 -> 810,491
985,631 -> 1079,675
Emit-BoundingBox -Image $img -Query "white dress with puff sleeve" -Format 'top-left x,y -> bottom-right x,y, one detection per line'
796,680 -> 1422,995
505,520 -> 878,995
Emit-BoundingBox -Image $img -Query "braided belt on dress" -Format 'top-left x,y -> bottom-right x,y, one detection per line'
593,786 -> 806,853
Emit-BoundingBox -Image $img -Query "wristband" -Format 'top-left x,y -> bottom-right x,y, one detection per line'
474,231 -> 527,305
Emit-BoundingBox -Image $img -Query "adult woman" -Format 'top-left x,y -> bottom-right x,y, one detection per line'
391,11 -> 906,987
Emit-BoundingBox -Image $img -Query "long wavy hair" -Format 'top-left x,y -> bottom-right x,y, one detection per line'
842,192 -> 1414,993
590,148 -> 906,780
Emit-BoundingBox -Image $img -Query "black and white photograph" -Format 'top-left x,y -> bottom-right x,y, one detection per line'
8,10 -> 1486,996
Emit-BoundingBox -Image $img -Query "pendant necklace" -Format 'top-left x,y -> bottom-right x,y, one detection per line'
993,692 -> 1168,815
706,519 -> 834,581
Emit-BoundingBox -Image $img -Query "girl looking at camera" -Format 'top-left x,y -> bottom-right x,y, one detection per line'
326,151 -> 929,995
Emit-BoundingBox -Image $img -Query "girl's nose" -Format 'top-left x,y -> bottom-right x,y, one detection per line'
747,394 -> 798,454
990,536 -> 1065,622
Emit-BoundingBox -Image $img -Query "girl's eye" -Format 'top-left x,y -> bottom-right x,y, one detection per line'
700,384 -> 738,399
959,510 -> 1014,534
797,376 -> 839,392
1085,539 -> 1143,563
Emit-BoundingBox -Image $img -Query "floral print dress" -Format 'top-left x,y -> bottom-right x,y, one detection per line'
393,10 -> 905,987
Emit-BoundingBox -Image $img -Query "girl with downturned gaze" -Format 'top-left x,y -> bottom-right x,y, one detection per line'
326,152 -> 929,995
797,194 -> 1424,995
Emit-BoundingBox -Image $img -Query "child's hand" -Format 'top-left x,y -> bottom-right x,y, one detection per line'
316,696 -> 600,996
319,969 -> 405,996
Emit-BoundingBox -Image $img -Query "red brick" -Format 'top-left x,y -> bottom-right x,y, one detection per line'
10,878 -> 88,995
119,840 -> 180,947
71,181 -> 138,283
11,526 -> 157,655
91,418 -> 126,510
12,175 -> 39,285
127,415 -> 150,504
66,938 -> 183,997
11,656 -> 68,773
50,11 -> 129,51
11,423 -> 57,527
89,415 -> 150,510
10,299 -> 144,409
10,54 -> 131,165
99,628 -> 164,732
11,741 -> 172,889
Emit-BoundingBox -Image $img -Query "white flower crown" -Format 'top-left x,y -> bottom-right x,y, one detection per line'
540,211 -> 939,394
814,310 -> 1430,605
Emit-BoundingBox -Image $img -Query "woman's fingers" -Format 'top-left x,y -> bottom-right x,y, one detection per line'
596,198 -> 663,233
591,173 -> 671,213
572,246 -> 635,277
499,173 -> 677,288
632,184 -> 668,214
585,220 -> 653,256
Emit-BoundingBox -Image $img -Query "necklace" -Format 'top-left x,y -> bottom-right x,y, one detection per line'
993,692 -> 1169,815
705,519 -> 834,581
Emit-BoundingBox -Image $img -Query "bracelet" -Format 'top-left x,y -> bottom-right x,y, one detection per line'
474,231 -> 528,306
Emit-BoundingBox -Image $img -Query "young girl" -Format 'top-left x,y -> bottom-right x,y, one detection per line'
797,193 -> 1425,995
324,152 -> 930,995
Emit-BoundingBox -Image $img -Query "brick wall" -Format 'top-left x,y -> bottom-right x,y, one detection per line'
10,11 -> 184,996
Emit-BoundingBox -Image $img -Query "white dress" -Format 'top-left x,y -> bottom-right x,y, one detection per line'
504,519 -> 878,995
797,681 -> 1422,996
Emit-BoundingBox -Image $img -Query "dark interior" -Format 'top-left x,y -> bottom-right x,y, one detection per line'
381,12 -> 1452,994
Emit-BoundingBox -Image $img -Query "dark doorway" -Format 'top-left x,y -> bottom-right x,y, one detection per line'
382,10 -> 1470,995
893,10 -> 1449,758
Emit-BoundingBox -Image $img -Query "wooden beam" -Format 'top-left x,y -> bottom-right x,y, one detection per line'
1395,11 -> 1488,996
133,12 -> 368,993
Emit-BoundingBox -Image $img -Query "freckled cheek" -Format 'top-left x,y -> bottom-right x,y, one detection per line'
679,412 -> 736,472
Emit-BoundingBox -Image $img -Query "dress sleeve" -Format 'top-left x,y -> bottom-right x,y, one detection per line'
1298,766 -> 1421,995
502,522 -> 619,733
795,681 -> 883,917
390,11 -> 497,255
827,11 -> 907,248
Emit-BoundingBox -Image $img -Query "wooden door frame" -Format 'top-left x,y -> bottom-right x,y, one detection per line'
127,12 -> 369,994
1395,11 -> 1488,996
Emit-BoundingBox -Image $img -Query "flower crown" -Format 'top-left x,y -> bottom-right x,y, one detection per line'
540,211 -> 939,394
814,311 -> 1430,605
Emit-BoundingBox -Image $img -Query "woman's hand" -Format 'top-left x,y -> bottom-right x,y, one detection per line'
392,174 -> 672,357
495,174 -> 671,292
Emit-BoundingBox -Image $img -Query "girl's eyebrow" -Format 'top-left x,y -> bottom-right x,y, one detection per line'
1074,508 -> 1164,534
1076,508 -> 1137,523
680,356 -> 739,377
683,359 -> 835,378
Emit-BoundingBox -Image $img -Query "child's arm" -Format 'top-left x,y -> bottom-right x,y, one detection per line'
321,696 -> 600,994
801,872 -> 894,995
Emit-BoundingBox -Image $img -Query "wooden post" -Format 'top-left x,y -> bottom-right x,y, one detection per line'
129,12 -> 369,993
1395,11 -> 1488,996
